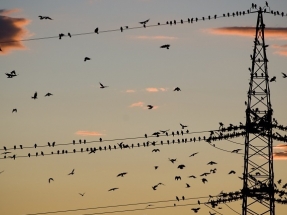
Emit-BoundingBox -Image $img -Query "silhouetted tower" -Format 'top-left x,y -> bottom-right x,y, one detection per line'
242,8 -> 275,215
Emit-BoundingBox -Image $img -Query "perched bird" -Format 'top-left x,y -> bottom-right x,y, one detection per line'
79,193 -> 85,196
39,16 -> 52,20
45,92 -> 53,97
160,44 -> 170,49
31,92 -> 38,99
278,179 -> 282,184
177,164 -> 185,169
282,72 -> 287,78
228,170 -> 236,174
108,187 -> 119,191
139,19 -> 149,25
99,82 -> 108,88
117,172 -> 127,177
68,169 -> 75,175
84,57 -> 91,62
191,208 -> 200,213
147,105 -> 154,110
12,109 -> 17,113
189,152 -> 198,157
174,87 -> 181,91
48,178 -> 54,183
120,27 -> 123,32
59,33 -> 65,39
266,1 -> 269,7
270,76 -> 276,82
68,32 -> 72,38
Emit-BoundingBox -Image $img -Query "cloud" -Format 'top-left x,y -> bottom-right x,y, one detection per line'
125,89 -> 136,93
145,87 -> 168,92
129,101 -> 144,107
0,9 -> 31,54
75,131 -> 104,136
273,151 -> 287,160
207,27 -> 287,40
272,44 -> 287,56
274,144 -> 287,149
131,35 -> 178,40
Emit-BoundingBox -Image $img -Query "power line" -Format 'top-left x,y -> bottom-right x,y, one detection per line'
224,203 -> 241,215
203,203 -> 224,215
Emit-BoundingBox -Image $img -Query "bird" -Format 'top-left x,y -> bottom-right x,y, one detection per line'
177,164 -> 185,169
154,166 -> 158,170
68,169 -> 75,175
270,76 -> 276,82
175,176 -> 181,180
176,196 -> 180,201
39,16 -> 52,20
152,149 -> 160,152
152,185 -> 158,190
188,175 -> 196,178
207,161 -> 217,165
266,1 -> 269,7
278,179 -> 282,184
84,57 -> 91,61
231,149 -> 241,153
180,123 -> 188,129
117,172 -> 127,177
0,170 -> 4,174
186,183 -> 190,188
168,158 -> 176,163
45,92 -> 53,97
99,82 -> 108,88
282,73 -> 287,78
12,109 -> 17,113
31,92 -> 38,99
95,28 -> 99,34
5,70 -> 18,78
174,87 -> 181,91
147,105 -> 154,110
202,178 -> 208,183
209,212 -> 216,215
48,178 -> 54,183
68,32 -> 72,38
228,170 -> 236,174
120,27 -> 123,32
160,44 -> 170,49
189,152 -> 198,157
139,19 -> 149,25
59,33 -> 65,39
79,193 -> 85,196
191,208 -> 200,213
200,172 -> 210,177
108,187 -> 119,191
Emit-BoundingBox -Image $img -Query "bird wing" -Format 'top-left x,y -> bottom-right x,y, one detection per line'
99,82 -> 104,87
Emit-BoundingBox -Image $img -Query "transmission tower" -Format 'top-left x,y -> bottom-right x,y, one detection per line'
242,8 -> 275,215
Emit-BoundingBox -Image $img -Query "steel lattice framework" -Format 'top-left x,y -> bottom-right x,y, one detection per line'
242,8 -> 275,215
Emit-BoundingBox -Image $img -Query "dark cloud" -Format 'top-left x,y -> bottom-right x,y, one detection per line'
0,9 -> 31,54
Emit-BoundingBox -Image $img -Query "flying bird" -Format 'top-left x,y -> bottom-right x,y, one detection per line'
282,73 -> 287,78
191,208 -> 200,213
228,170 -> 236,174
48,178 -> 54,183
200,172 -> 210,177
231,149 -> 241,153
175,176 -> 181,180
154,166 -> 158,170
117,172 -> 127,177
45,92 -> 53,97
147,105 -> 154,109
99,82 -> 108,88
5,70 -> 18,78
207,161 -> 217,165
180,123 -> 188,129
160,44 -> 170,49
12,109 -> 17,113
68,169 -> 75,175
168,158 -> 176,163
177,164 -> 185,169
79,193 -> 85,196
108,187 -> 119,191
39,16 -> 52,20
186,183 -> 190,188
84,57 -> 91,61
188,175 -> 196,178
270,76 -> 276,82
189,152 -> 198,157
265,1 -> 269,7
202,178 -> 208,184
31,92 -> 38,99
139,19 -> 149,25
152,149 -> 160,152
174,87 -> 181,91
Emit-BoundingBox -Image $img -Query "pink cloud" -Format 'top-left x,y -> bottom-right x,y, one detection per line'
132,35 -> 178,40
129,102 -> 144,107
273,152 -> 287,160
125,89 -> 136,93
0,9 -> 32,54
146,87 -> 168,92
75,131 -> 104,136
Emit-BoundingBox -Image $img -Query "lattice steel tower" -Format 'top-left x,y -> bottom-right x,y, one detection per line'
242,8 -> 275,215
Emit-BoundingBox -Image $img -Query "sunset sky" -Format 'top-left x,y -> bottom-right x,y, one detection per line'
1,0 -> 287,215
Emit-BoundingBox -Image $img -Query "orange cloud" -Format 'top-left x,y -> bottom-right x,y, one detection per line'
75,131 -> 104,136
273,151 -> 287,160
132,35 -> 178,40
0,9 -> 31,54
129,101 -> 144,107
207,27 -> 287,40
146,87 -> 168,92
126,89 -> 136,93
274,144 -> 287,149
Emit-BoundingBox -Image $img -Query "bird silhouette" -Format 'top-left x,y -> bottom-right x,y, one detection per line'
68,169 -> 75,175
31,92 -> 38,99
5,70 -> 18,78
39,16 -> 52,20
231,149 -> 241,153
117,172 -> 127,177
282,73 -> 287,78
177,164 -> 185,169
95,28 -> 99,34
147,105 -> 154,109
59,33 -> 65,39
189,152 -> 198,157
207,161 -> 217,165
202,178 -> 208,183
68,32 -> 72,38
266,1 -> 269,7
191,208 -> 200,213
79,193 -> 85,196
45,92 -> 53,97
99,82 -> 108,89
186,183 -> 190,188
278,179 -> 282,184
48,178 -> 54,183
188,175 -> 196,178
12,109 -> 17,113
152,149 -> 160,152
139,19 -> 149,25
180,123 -> 187,129
228,170 -> 236,174
84,57 -> 91,61
108,187 -> 119,191
174,87 -> 181,91
270,76 -> 276,82
152,185 -> 158,190
160,44 -> 170,49
176,196 -> 180,201
200,172 -> 210,177
168,158 -> 176,163
209,212 -> 216,215
120,27 -> 123,32
154,166 -> 158,170
175,176 -> 181,180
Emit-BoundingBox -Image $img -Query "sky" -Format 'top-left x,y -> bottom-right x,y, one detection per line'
1,0 -> 287,215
